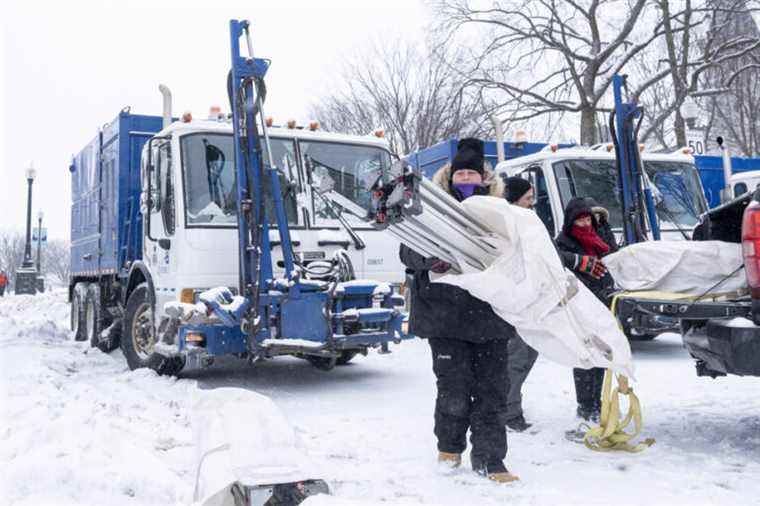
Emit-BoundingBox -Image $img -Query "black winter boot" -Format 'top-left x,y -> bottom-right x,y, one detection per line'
506,414 -> 532,432
576,404 -> 600,423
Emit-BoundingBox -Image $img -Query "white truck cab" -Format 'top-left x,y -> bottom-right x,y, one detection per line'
728,171 -> 760,199
142,117 -> 404,317
495,146 -> 709,240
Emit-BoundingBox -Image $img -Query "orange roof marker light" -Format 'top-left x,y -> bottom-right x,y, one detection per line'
286,119 -> 297,129
181,111 -> 193,123
373,129 -> 385,138
308,121 -> 319,131
265,116 -> 274,127
208,105 -> 222,121
606,143 -> 614,152
639,143 -> 645,152
550,143 -> 559,152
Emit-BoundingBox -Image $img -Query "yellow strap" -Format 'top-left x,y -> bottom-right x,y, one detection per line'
580,295 -> 655,453
582,370 -> 656,453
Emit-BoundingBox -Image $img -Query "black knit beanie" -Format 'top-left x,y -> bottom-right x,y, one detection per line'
451,137 -> 485,175
504,176 -> 533,203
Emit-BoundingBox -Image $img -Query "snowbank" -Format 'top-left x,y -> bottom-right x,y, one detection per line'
3,290 -> 760,505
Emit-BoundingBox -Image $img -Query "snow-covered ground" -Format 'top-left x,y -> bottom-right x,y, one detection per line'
2,289 -> 760,505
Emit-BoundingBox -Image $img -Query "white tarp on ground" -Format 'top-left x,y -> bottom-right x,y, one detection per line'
191,388 -> 319,506
603,240 -> 745,294
434,196 -> 634,378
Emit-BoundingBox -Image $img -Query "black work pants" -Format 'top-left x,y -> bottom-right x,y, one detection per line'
429,337 -> 509,473
573,367 -> 605,409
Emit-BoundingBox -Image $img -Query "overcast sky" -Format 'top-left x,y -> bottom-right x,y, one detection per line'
0,0 -> 428,240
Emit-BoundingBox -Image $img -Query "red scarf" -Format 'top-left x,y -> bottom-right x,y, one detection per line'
571,224 -> 610,257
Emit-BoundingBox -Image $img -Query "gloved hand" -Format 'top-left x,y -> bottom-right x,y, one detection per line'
430,259 -> 452,274
577,255 -> 607,279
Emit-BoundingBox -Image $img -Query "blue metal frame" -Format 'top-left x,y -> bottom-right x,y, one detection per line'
612,75 -> 660,243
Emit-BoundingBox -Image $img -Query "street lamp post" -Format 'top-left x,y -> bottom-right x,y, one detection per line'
35,210 -> 45,293
36,210 -> 44,272
680,96 -> 699,131
15,162 -> 38,295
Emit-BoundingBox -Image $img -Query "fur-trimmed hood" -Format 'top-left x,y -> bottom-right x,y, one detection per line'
431,161 -> 505,198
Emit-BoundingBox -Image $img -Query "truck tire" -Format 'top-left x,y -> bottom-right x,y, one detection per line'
71,283 -> 86,341
336,350 -> 359,365
122,283 -> 185,375
85,284 -> 119,353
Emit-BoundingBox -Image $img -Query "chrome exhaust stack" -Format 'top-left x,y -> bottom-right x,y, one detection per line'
159,84 -> 172,128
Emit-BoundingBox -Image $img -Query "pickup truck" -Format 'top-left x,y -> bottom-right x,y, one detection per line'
625,189 -> 760,377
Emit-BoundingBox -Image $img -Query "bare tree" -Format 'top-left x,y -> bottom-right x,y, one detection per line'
310,39 -> 489,155
0,231 -> 25,291
43,239 -> 71,286
433,0 -> 667,144
0,231 -> 70,291
636,0 -> 760,147
699,2 -> 760,155
433,0 -> 760,146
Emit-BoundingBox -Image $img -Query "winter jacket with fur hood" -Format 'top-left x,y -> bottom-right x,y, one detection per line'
399,163 -> 516,343
556,197 -> 618,304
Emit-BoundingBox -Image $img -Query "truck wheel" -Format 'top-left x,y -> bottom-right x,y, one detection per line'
71,284 -> 86,341
122,283 -> 185,375
85,284 -> 119,352
336,350 -> 359,365
305,355 -> 337,371
621,321 -> 657,341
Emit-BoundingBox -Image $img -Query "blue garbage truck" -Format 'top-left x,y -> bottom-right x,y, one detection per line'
68,97 -> 410,374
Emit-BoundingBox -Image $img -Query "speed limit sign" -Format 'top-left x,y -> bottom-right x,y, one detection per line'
686,128 -> 707,155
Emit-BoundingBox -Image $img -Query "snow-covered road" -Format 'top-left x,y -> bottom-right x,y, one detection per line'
2,290 -> 759,505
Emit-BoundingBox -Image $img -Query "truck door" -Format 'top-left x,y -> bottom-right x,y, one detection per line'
517,164 -> 559,236
144,138 -> 178,307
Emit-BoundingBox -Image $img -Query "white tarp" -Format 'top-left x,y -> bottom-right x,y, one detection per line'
603,240 -> 745,294
191,388 -> 319,506
436,196 -> 634,378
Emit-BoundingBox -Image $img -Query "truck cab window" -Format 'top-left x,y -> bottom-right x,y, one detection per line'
150,144 -> 163,213
180,133 -> 299,227
159,142 -> 175,235
553,159 -> 623,229
522,166 -> 555,235
301,140 -> 391,227
734,183 -> 748,198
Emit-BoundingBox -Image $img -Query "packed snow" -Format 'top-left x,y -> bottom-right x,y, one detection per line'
2,289 -> 760,505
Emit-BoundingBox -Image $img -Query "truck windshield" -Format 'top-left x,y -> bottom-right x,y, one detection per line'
554,159 -> 624,228
643,161 -> 707,228
553,158 -> 707,230
301,140 -> 392,227
180,133 -> 299,227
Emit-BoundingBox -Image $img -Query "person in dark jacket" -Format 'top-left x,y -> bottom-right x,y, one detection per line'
0,270 -> 7,297
502,176 -> 538,432
400,138 -> 519,483
556,197 -> 618,421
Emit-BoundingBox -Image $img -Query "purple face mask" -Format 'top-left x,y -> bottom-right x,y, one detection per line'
453,183 -> 479,199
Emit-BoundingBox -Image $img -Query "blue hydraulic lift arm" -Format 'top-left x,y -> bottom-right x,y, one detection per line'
228,19 -> 297,311
611,74 -> 661,244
